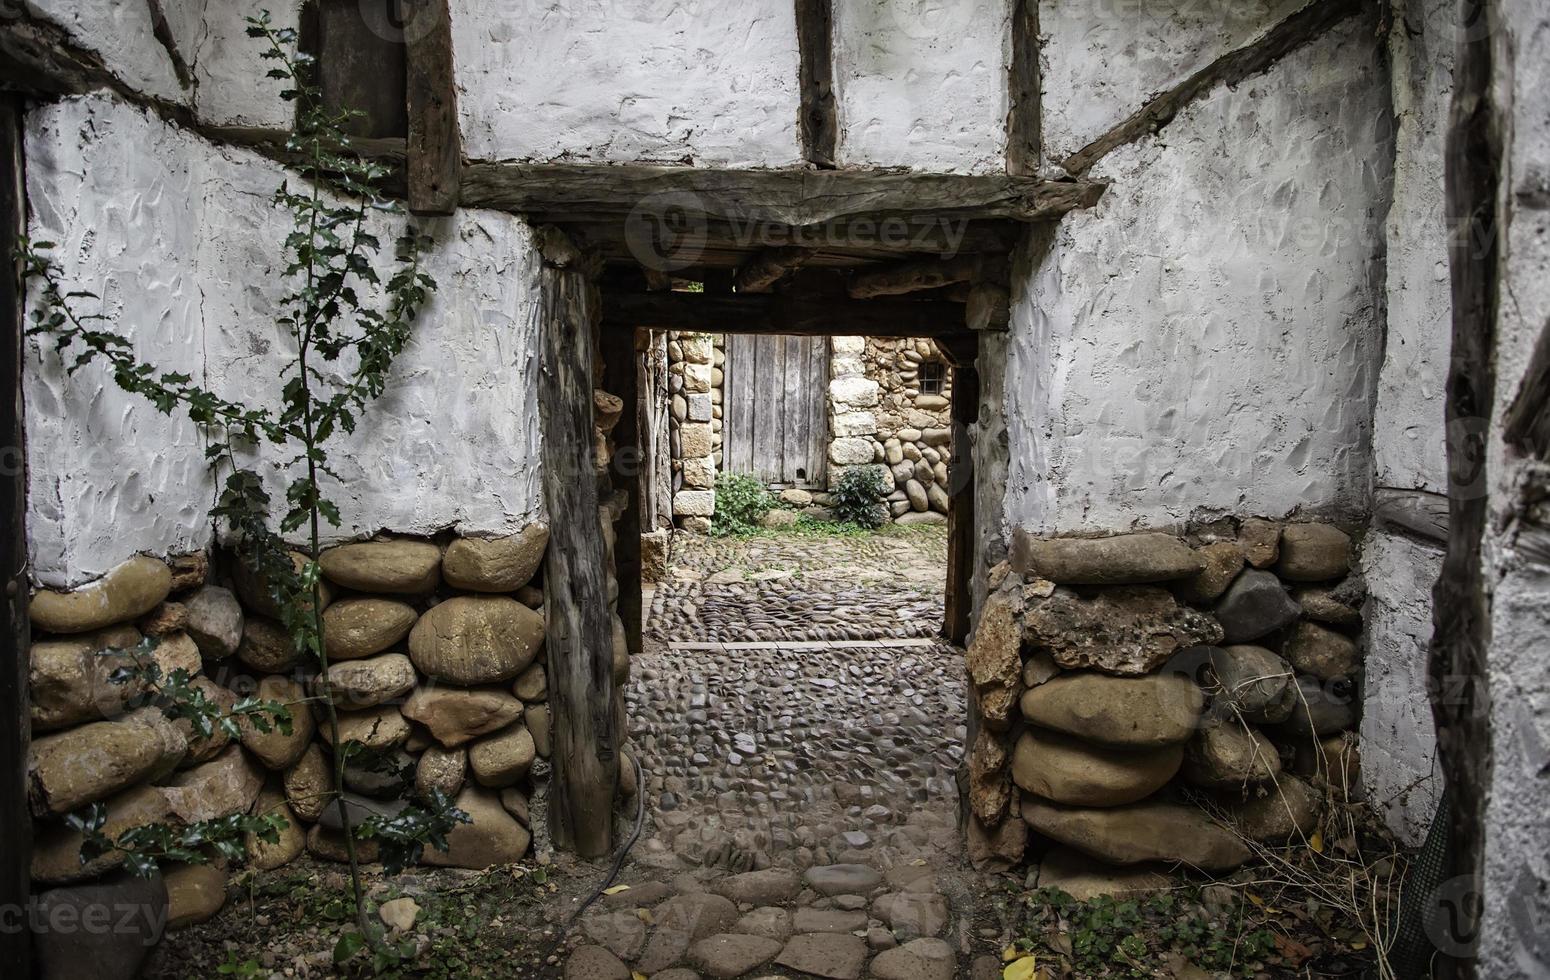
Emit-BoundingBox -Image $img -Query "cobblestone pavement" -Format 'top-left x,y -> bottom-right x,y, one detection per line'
576,529 -> 985,978
644,528 -> 947,646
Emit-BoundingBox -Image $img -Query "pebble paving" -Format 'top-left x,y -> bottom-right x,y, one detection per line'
630,528 -> 966,874
568,529 -> 983,978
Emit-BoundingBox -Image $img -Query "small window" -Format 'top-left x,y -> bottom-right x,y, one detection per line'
919,360 -> 946,396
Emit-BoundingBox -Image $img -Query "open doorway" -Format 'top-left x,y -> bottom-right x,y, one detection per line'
598,272 -> 984,875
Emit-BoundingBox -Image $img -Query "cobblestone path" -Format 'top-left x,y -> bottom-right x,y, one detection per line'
570,529 -> 986,979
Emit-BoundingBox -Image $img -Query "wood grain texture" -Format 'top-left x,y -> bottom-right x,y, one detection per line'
1429,3 -> 1499,974
462,164 -> 1106,227
604,290 -> 964,338
1374,487 -> 1450,545
1503,317 -> 1550,458
0,95 -> 32,977
795,0 -> 838,167
311,0 -> 408,139
945,362 -> 980,644
602,325 -> 643,653
405,0 -> 460,215
1006,0 -> 1040,176
735,246 -> 814,293
724,335 -> 828,487
849,255 -> 980,299
536,233 -> 619,859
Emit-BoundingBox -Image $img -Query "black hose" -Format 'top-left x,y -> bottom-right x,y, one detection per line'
540,756 -> 648,965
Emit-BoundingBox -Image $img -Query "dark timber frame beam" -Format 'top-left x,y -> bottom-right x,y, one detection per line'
735,246 -> 814,293
849,255 -> 981,299
535,228 -> 619,860
794,0 -> 838,168
1430,1 -> 1499,975
1373,488 -> 1450,546
1006,0 -> 1040,176
602,290 -> 964,338
1,93 -> 31,978
1060,0 -> 1365,176
404,0 -> 461,215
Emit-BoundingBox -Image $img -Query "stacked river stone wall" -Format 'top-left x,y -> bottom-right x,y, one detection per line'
665,333 -> 953,529
667,331 -> 724,531
965,520 -> 1364,881
22,510 -> 642,928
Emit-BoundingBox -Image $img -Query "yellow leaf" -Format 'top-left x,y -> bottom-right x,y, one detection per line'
1248,894 -> 1265,907
1003,955 -> 1038,980
1002,947 -> 1020,962
632,973 -> 648,980
1310,830 -> 1325,854
1351,941 -> 1368,951
603,884 -> 632,896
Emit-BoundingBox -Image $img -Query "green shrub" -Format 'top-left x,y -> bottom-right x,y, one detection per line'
831,466 -> 890,529
712,472 -> 774,536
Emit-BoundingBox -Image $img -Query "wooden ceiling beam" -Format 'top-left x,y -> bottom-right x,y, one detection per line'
602,290 -> 964,338
848,254 -> 981,299
734,246 -> 814,293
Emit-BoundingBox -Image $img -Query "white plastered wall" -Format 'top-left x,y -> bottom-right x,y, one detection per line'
1480,0 -> 1550,972
1357,0 -> 1453,846
1005,13 -> 1391,536
27,0 -> 299,129
24,93 -> 545,589
831,0 -> 1010,174
1039,0 -> 1308,168
450,0 -> 802,167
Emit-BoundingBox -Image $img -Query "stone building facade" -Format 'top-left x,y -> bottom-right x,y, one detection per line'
666,332 -> 955,528
5,0 -> 1548,972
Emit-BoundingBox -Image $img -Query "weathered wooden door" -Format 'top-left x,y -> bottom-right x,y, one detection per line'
723,334 -> 829,488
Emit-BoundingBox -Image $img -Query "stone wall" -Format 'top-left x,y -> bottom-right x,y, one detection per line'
831,337 -> 954,525
666,331 -> 723,531
968,523 -> 1362,879
23,523 -> 630,924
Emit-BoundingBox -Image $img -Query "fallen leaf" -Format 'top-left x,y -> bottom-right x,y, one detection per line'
603,884 -> 632,896
1309,830 -> 1325,853
1004,954 -> 1038,980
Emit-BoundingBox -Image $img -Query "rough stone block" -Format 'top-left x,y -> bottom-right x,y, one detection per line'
674,490 -> 715,517
686,392 -> 713,422
680,423 -> 713,459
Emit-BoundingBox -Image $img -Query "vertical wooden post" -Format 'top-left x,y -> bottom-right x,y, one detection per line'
1428,1 -> 1500,974
1006,0 -> 1041,176
939,335 -> 978,645
0,93 -> 32,976
603,323 -> 643,653
795,0 -> 838,168
405,0 -> 461,216
535,229 -> 619,859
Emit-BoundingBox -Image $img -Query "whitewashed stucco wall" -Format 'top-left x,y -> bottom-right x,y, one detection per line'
1039,0 -> 1307,168
832,0 -> 1009,174
451,0 -> 802,167
1005,14 -> 1391,535
28,0 -> 299,129
1481,0 -> 1550,972
24,93 -> 544,589
1356,0 -> 1453,847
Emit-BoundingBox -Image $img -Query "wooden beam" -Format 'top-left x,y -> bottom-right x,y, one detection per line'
795,0 -> 838,168
1503,317 -> 1550,458
460,164 -> 1107,227
1429,1 -> 1500,973
405,0 -> 461,215
735,246 -> 813,293
849,255 -> 980,299
1006,0 -> 1040,176
536,230 -> 619,859
603,325 -> 643,654
0,93 -> 32,978
945,363 -> 979,644
1374,488 -> 1450,546
602,290 -> 965,338
1060,0 -> 1364,176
